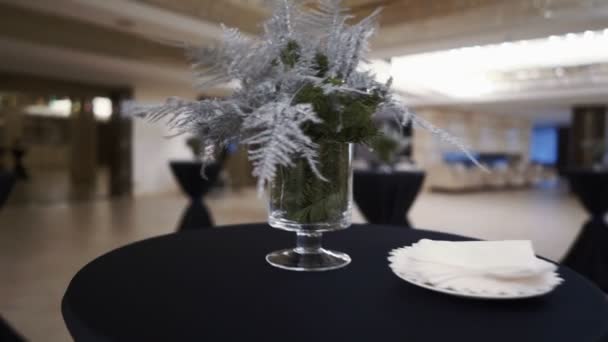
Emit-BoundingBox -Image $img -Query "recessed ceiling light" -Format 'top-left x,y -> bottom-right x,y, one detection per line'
376,28 -> 608,99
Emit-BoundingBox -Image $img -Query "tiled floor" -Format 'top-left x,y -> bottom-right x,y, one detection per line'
0,184 -> 590,341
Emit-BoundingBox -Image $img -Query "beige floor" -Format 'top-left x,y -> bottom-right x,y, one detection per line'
0,184 -> 590,341
8,168 -> 109,206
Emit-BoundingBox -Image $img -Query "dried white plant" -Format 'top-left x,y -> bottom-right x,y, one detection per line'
132,0 -> 480,193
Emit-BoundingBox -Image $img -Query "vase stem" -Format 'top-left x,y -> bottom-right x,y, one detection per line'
295,232 -> 322,254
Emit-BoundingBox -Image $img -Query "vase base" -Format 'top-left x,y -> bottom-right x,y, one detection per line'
266,248 -> 351,271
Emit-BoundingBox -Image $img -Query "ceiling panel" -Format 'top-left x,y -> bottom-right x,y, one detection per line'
134,0 -> 267,33
0,3 -> 187,67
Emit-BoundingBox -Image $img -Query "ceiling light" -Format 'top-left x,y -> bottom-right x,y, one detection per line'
93,97 -> 113,121
25,99 -> 72,118
375,28 -> 608,99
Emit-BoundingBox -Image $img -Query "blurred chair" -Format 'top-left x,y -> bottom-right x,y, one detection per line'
526,164 -> 544,185
508,162 -> 529,187
428,163 -> 483,192
484,163 -> 509,189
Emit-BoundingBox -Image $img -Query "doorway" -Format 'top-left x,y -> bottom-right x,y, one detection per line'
0,73 -> 132,205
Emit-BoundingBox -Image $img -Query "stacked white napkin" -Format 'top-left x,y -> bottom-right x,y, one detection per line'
389,239 -> 563,296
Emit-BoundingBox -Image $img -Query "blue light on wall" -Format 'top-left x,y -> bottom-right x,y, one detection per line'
530,126 -> 558,165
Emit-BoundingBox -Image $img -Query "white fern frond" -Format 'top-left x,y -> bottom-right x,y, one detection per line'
345,70 -> 380,92
135,97 -> 244,142
264,0 -> 297,49
297,0 -> 351,38
242,99 -> 323,194
327,7 -> 381,80
185,25 -> 256,89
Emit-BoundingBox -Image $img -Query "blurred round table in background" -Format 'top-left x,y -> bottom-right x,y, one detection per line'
563,169 -> 608,292
63,224 -> 608,342
354,170 -> 425,227
169,161 -> 221,231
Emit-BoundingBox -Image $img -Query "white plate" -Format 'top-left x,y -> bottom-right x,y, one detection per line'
392,271 -> 557,300
389,247 -> 563,300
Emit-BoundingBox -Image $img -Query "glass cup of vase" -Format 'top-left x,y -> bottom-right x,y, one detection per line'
266,142 -> 353,271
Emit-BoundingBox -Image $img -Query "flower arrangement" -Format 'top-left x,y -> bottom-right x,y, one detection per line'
133,0 -> 477,195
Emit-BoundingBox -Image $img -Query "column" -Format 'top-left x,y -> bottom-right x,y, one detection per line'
569,106 -> 607,169
70,97 -> 98,183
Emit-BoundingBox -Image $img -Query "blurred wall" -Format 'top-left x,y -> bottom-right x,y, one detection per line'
412,107 -> 533,192
413,108 -> 532,168
132,83 -> 196,196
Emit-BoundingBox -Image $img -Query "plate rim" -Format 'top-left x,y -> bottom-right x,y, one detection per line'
388,246 -> 561,300
392,271 -> 556,300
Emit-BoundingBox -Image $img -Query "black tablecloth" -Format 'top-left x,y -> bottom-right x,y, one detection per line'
354,170 -> 425,227
63,224 -> 608,342
563,170 -> 608,292
169,161 -> 221,231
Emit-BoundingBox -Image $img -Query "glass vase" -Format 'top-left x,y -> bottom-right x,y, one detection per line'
266,142 -> 353,271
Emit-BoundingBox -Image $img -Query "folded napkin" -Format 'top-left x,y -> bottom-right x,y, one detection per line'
389,239 -> 563,296
410,239 -> 555,278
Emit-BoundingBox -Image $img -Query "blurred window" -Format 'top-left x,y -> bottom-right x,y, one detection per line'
530,126 -> 557,165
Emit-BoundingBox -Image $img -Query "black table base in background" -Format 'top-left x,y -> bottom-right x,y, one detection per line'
63,225 -> 608,342
177,198 -> 214,231
169,161 -> 221,231
563,218 -> 608,292
354,170 -> 425,227
0,171 -> 15,210
0,316 -> 25,342
563,170 -> 608,292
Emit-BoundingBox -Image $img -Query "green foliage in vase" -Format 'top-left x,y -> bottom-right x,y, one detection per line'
271,142 -> 350,224
284,40 -> 383,145
270,41 -> 386,223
